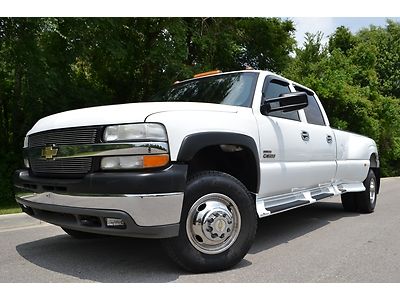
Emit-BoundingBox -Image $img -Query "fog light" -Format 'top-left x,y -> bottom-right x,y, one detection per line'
105,218 -> 126,229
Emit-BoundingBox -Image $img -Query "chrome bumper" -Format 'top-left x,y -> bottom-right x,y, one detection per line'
15,189 -> 183,227
14,165 -> 187,238
15,188 -> 183,238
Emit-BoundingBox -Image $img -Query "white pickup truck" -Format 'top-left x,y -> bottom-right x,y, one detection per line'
14,70 -> 380,272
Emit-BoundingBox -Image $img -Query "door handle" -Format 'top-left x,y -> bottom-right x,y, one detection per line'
326,135 -> 333,144
301,131 -> 309,141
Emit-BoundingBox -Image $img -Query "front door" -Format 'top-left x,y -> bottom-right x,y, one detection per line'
255,76 -> 312,198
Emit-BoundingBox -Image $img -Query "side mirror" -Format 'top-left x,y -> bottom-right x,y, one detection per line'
261,92 -> 309,115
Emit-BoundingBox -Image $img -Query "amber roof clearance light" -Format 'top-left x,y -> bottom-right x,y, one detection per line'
193,70 -> 222,78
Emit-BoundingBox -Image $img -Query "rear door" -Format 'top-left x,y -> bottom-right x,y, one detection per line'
294,85 -> 337,187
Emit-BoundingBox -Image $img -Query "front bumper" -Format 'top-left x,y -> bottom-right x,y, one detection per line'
14,164 -> 187,238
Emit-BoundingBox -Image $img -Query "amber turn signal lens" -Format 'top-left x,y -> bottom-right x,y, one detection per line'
143,154 -> 169,168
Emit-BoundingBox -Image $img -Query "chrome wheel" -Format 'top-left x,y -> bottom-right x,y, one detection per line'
186,193 -> 241,255
369,177 -> 376,204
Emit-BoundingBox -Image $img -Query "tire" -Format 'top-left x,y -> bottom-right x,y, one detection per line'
356,169 -> 377,213
341,193 -> 358,212
162,171 -> 257,273
62,227 -> 102,239
341,169 -> 377,214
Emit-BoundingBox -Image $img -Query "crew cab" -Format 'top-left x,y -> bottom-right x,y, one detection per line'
14,70 -> 380,273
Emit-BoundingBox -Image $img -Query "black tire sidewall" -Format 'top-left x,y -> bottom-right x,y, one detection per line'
164,171 -> 257,273
341,193 -> 358,212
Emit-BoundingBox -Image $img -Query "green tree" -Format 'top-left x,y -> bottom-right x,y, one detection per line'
357,20 -> 400,98
236,18 -> 296,71
328,26 -> 356,54
284,21 -> 400,177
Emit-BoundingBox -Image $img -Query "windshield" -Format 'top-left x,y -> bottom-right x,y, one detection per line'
150,72 -> 258,107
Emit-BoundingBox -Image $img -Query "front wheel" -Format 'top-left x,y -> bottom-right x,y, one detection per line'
162,171 -> 257,273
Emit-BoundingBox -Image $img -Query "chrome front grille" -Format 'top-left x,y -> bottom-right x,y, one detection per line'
28,126 -> 101,177
29,127 -> 99,148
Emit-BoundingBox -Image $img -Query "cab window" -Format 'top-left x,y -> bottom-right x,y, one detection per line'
295,86 -> 326,126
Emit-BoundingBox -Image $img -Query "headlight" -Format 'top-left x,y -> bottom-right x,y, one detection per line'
101,154 -> 169,170
23,136 -> 29,168
103,123 -> 167,142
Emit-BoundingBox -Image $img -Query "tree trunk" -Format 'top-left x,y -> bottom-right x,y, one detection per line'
11,65 -> 23,147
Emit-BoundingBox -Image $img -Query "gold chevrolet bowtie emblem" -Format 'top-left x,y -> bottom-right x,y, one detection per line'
41,145 -> 58,160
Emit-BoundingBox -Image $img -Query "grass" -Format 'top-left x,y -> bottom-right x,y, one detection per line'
0,205 -> 22,215
0,192 -> 21,214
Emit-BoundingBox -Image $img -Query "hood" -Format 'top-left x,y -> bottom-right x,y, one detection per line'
28,102 -> 239,135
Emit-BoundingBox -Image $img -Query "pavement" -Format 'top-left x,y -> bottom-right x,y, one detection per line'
1,177 -> 399,282
0,212 -> 42,232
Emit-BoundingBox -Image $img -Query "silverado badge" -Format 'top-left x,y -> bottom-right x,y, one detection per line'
41,145 -> 58,160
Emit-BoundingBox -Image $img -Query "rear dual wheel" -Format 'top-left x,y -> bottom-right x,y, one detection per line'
163,171 -> 257,273
341,169 -> 377,213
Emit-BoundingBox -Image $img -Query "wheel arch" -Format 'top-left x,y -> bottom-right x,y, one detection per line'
177,132 -> 260,193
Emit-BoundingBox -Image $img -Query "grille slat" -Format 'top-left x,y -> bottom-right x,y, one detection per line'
28,126 -> 100,177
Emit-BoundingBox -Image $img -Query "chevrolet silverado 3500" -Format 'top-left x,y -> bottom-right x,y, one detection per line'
14,70 -> 380,272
